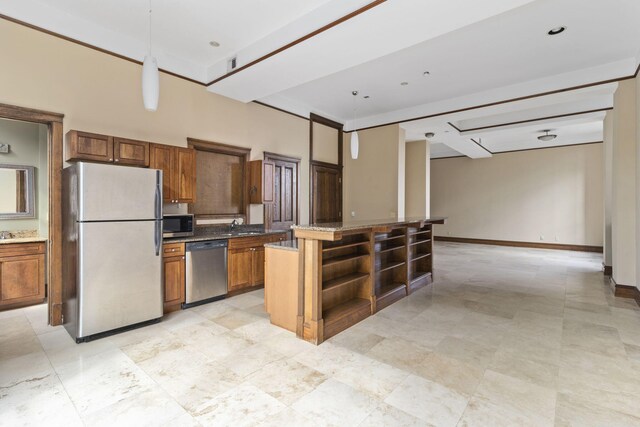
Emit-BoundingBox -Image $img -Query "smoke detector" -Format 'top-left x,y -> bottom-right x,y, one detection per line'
425,132 -> 435,139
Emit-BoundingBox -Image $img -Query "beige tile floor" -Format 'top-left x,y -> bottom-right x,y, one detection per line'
2,242 -> 640,426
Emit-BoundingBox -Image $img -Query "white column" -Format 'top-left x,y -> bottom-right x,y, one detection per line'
611,79 -> 637,287
603,111 -> 613,271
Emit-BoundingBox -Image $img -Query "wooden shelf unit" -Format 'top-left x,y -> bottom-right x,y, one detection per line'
407,223 -> 434,292
320,232 -> 373,340
373,227 -> 408,312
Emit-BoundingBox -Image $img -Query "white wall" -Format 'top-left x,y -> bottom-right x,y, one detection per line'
431,143 -> 604,246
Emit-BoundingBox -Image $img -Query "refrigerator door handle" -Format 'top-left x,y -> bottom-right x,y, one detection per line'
154,170 -> 162,220
154,220 -> 161,256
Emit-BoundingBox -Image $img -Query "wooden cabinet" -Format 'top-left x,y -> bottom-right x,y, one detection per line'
113,137 -> 150,167
0,242 -> 46,310
66,131 -> 149,167
162,242 -> 185,313
227,233 -> 287,295
249,160 -> 275,204
66,131 -> 114,163
150,144 -> 196,204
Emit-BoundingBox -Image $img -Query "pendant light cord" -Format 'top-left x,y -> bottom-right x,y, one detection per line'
148,0 -> 152,54
352,91 -> 358,130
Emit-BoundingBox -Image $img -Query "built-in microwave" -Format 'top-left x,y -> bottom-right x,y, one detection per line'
163,214 -> 194,238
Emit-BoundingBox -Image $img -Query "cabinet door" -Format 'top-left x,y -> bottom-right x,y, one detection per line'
0,254 -> 45,309
66,130 -> 113,163
163,256 -> 185,313
262,161 -> 275,204
174,147 -> 196,203
150,144 -> 175,202
228,248 -> 253,292
113,138 -> 150,167
251,247 -> 266,286
249,160 -> 275,204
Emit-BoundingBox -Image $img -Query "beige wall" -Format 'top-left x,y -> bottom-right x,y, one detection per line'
343,125 -> 401,220
405,139 -> 431,217
312,123 -> 339,165
431,143 -> 604,246
0,118 -> 48,235
0,19 -> 309,225
603,111 -> 613,267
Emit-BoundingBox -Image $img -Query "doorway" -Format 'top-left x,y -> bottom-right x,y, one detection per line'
0,102 -> 64,325
309,113 -> 343,224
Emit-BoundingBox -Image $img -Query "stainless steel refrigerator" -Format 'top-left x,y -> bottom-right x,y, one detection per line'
62,162 -> 163,342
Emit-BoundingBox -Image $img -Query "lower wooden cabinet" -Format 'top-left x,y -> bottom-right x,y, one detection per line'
162,243 -> 185,313
0,242 -> 46,310
227,233 -> 287,295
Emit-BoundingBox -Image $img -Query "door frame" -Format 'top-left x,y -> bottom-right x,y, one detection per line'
309,113 -> 343,223
263,151 -> 301,231
0,103 -> 64,325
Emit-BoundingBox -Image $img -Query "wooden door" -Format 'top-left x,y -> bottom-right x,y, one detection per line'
311,162 -> 342,223
265,154 -> 299,231
251,247 -> 265,286
175,147 -> 196,203
66,131 -> 113,163
0,254 -> 45,309
113,137 -> 149,167
149,144 -> 175,202
228,248 -> 253,292
163,256 -> 185,313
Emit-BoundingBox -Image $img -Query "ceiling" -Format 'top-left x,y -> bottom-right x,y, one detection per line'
2,0 -> 638,158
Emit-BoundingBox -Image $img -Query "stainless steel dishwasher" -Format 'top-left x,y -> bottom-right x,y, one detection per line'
184,240 -> 228,308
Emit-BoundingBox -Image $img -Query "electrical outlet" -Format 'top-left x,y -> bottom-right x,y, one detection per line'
0,143 -> 9,154
351,211 -> 356,217
555,235 -> 559,242
540,235 -> 544,241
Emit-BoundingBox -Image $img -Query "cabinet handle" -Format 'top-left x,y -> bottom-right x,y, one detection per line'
182,256 -> 185,260
114,159 -> 119,162
109,158 -> 113,162
171,248 -> 176,252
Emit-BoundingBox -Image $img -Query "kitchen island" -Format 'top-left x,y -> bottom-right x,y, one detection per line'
265,217 -> 445,345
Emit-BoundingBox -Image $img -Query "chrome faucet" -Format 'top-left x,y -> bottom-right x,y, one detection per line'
0,231 -> 12,240
230,219 -> 239,231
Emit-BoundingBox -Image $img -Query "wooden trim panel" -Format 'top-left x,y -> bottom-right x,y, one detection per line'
603,265 -> 613,276
431,141 -> 603,159
434,236 -> 603,253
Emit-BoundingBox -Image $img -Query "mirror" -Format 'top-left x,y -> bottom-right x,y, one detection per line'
0,164 -> 35,219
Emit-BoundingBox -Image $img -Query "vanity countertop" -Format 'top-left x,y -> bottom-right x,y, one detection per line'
0,237 -> 48,245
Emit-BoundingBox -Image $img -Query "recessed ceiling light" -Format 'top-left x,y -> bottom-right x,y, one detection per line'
209,40 -> 220,47
537,129 -> 557,142
547,26 -> 566,36
401,82 -> 409,86
423,71 -> 431,76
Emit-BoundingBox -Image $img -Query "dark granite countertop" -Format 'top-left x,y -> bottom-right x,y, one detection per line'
264,240 -> 298,252
163,225 -> 289,244
292,216 -> 446,233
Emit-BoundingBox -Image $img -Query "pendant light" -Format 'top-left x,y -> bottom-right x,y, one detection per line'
142,1 -> 159,111
350,91 -> 359,160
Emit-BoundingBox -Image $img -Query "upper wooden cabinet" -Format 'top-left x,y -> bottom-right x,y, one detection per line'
66,130 -> 149,167
66,131 -> 114,163
0,242 -> 46,311
249,160 -> 275,204
113,137 -> 150,167
150,144 -> 196,204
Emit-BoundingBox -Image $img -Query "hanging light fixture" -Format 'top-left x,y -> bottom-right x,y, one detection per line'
537,129 -> 557,142
350,91 -> 359,160
142,1 -> 159,111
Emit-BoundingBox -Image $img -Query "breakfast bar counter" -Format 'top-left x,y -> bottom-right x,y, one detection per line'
265,217 -> 445,345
